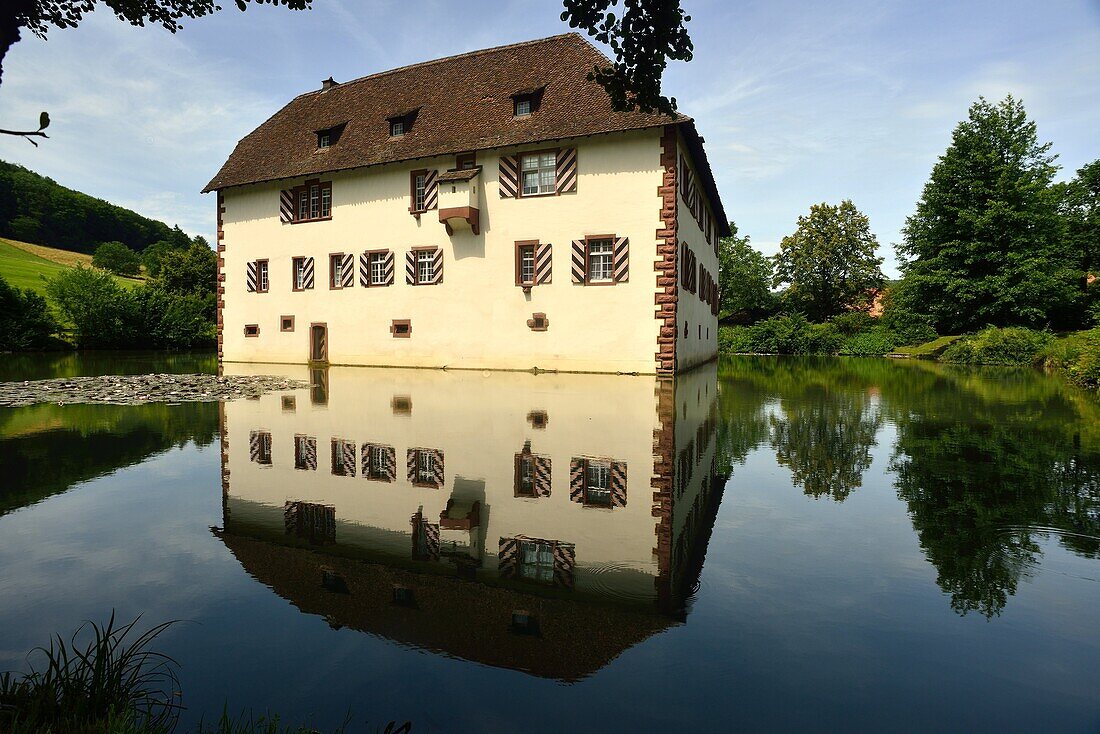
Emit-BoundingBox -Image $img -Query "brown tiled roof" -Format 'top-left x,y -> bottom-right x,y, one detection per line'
202,33 -> 728,233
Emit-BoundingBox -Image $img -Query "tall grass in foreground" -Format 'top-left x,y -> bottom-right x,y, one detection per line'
0,612 -> 181,733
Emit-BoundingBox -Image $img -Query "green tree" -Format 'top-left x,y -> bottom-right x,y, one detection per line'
0,275 -> 58,350
141,240 -> 173,278
1061,160 -> 1099,274
152,241 -> 217,320
91,241 -> 141,276
45,266 -> 136,348
717,221 -> 776,324
898,96 -> 1084,332
773,200 -> 884,321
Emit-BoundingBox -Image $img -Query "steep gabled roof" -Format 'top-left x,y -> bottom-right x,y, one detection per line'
202,33 -> 727,233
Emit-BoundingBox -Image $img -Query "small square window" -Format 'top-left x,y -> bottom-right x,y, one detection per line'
281,395 -> 296,412
391,320 -> 412,338
244,324 -> 259,337
391,120 -> 405,136
391,395 -> 412,414
280,316 -> 295,332
514,98 -> 532,117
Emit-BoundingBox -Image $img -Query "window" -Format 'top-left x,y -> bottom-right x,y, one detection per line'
520,151 -> 556,196
416,450 -> 434,484
292,180 -> 331,222
585,460 -> 612,506
280,315 -> 294,332
390,120 -> 405,136
281,395 -> 296,412
586,238 -> 613,283
244,324 -> 259,337
252,431 -> 272,465
255,260 -> 269,292
516,455 -> 535,496
329,253 -> 345,289
516,242 -> 536,286
331,439 -> 354,477
518,540 -> 554,583
294,435 -> 315,471
293,257 -> 311,290
514,98 -> 532,117
456,153 -> 476,170
391,320 -> 411,338
364,444 -> 389,480
411,171 -> 427,212
318,131 -> 331,148
370,252 -> 387,285
417,250 -> 433,283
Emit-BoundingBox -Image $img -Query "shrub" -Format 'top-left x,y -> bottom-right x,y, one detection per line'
747,313 -> 813,354
92,241 -> 142,276
46,266 -> 136,348
942,327 -> 1053,365
829,311 -> 876,336
0,276 -> 59,350
718,325 -> 754,354
840,327 -> 897,356
807,322 -> 844,354
1038,328 -> 1100,389
131,286 -> 216,349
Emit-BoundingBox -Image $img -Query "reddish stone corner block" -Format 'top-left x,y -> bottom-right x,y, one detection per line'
655,125 -> 679,375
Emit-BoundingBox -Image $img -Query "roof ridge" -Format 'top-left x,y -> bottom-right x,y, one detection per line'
293,32 -> 588,102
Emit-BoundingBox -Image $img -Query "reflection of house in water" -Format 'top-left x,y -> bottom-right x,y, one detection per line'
216,364 -> 723,681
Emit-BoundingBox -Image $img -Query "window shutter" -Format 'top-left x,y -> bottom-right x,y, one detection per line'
611,460 -> 627,508
424,169 -> 439,210
406,448 -> 416,483
552,541 -> 576,588
246,260 -> 257,292
341,253 -> 354,288
571,240 -> 585,283
535,243 -> 552,285
343,440 -> 356,476
249,430 -> 263,461
498,536 -> 519,578
555,148 -> 577,193
304,437 -> 317,470
384,250 -> 395,286
405,251 -> 416,285
498,155 -> 519,198
384,446 -> 396,481
429,248 -> 443,285
612,237 -> 629,283
359,252 -> 369,287
302,257 -> 315,289
535,456 -> 552,497
279,190 -> 294,223
431,448 -> 445,486
569,457 -> 584,503
679,244 -> 689,290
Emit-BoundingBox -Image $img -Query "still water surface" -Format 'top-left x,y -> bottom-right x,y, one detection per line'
0,354 -> 1098,732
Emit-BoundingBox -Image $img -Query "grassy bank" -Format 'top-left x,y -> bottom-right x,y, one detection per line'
0,238 -> 142,302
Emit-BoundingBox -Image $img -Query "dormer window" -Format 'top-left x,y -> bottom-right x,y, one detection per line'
390,120 -> 405,137
318,131 -> 331,148
511,86 -> 544,118
386,108 -> 419,138
315,123 -> 344,150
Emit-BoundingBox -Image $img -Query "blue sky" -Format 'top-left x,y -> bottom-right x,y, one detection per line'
1,0 -> 1098,276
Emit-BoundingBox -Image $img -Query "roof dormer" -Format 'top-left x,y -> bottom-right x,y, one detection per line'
387,107 -> 420,137
511,86 -> 545,118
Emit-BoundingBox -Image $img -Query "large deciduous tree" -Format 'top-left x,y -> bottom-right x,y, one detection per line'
1061,159 -> 1099,277
898,96 -> 1084,333
717,220 -> 776,324
773,200 -> 884,321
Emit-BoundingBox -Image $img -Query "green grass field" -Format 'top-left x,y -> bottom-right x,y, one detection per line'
0,238 -> 141,299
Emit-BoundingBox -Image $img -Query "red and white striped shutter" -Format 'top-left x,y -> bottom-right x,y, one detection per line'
383,250 -> 395,286
535,243 -> 552,284
431,448 -> 445,486
610,460 -> 627,508
555,148 -> 577,193
569,458 -> 584,503
678,154 -> 688,201
498,537 -> 519,577
424,170 -> 439,210
279,190 -> 294,223
612,237 -> 629,283
384,446 -> 396,481
302,257 -> 315,289
341,253 -> 354,288
405,251 -> 416,285
535,456 -> 552,497
246,260 -> 257,292
553,542 -> 576,588
498,155 -> 519,198
679,244 -> 689,289
359,252 -> 370,287
571,240 -> 586,283
429,248 -> 443,284
406,448 -> 416,483
343,440 -> 356,475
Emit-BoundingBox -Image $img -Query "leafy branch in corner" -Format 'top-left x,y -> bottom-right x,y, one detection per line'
561,0 -> 693,116
0,110 -> 49,145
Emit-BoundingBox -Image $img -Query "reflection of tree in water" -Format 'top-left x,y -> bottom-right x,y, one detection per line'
888,378 -> 1100,617
717,356 -> 1100,617
769,387 -> 882,502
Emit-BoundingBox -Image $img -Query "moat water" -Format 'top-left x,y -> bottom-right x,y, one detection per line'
1,353 -> 1098,732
